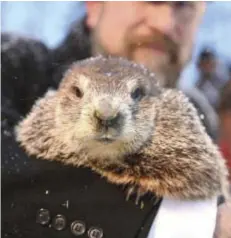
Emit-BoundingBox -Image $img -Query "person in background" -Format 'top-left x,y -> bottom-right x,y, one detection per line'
215,81 -> 231,237
228,63 -> 231,81
1,2 -> 230,238
218,79 -> 231,182
195,48 -> 227,110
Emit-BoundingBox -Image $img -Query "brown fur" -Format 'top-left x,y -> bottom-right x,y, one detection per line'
16,56 -> 229,201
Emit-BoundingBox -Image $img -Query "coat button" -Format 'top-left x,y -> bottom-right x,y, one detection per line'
36,208 -> 51,225
52,214 -> 67,231
88,227 -> 103,238
71,220 -> 86,236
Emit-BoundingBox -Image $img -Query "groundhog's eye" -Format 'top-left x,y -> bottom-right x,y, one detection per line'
73,86 -> 83,98
131,87 -> 144,101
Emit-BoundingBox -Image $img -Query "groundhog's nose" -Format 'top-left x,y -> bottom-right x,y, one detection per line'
94,99 -> 120,126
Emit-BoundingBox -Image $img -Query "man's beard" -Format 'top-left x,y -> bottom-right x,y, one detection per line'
126,30 -> 184,88
90,29 -> 185,89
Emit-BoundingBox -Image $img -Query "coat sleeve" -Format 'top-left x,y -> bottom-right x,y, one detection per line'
1,33 -> 54,117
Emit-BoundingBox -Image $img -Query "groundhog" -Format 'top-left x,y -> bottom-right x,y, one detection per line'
16,55 -> 229,201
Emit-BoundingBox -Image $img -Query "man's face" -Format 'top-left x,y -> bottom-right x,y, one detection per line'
199,58 -> 217,75
86,1 -> 206,87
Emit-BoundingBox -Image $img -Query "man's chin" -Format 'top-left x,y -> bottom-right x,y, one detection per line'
132,51 -> 167,71
132,53 -> 182,88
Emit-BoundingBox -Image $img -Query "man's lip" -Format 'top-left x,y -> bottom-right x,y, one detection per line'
148,43 -> 168,54
137,42 -> 168,55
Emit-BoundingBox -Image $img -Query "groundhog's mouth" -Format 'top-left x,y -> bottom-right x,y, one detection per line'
93,134 -> 117,144
95,137 -> 115,144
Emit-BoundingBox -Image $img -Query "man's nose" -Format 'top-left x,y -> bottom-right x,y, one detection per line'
146,3 -> 175,37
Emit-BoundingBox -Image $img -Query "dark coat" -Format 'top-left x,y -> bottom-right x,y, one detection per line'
1,33 -> 53,117
1,17 -> 219,238
2,120 -> 161,238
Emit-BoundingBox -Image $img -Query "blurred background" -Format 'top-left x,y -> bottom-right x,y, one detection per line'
1,1 -> 231,88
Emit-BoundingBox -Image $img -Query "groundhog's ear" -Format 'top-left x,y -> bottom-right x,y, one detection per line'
15,89 -> 58,158
156,88 -> 211,149
159,89 -> 203,130
152,89 -> 229,200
